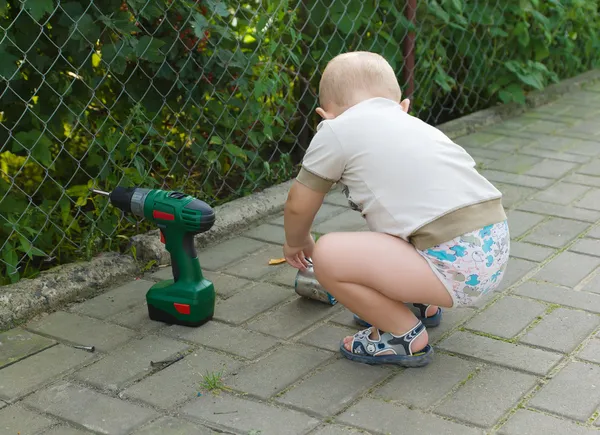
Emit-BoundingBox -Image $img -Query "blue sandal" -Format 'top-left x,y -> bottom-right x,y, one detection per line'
340,321 -> 434,367
353,303 -> 442,328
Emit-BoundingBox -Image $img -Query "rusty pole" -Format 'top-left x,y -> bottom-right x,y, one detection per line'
402,0 -> 417,99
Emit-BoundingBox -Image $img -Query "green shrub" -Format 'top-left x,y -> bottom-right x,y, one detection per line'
1,0 -> 599,284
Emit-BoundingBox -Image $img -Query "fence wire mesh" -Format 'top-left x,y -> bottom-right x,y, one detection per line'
1,0 -> 599,283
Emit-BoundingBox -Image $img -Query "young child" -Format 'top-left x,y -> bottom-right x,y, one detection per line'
282,51 -> 510,367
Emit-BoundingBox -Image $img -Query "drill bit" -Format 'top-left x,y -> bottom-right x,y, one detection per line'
89,189 -> 110,197
72,345 -> 95,353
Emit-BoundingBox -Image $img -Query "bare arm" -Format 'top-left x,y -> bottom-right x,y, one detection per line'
284,180 -> 326,247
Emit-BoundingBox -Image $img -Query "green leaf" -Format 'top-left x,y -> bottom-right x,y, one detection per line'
209,136 -> 223,145
514,22 -> 530,47
135,36 -> 166,63
489,27 -> 508,38
192,13 -> 209,38
0,0 -> 8,14
3,241 -> 20,283
23,0 -> 54,21
66,184 -> 91,197
133,155 -> 146,176
0,47 -> 19,81
451,0 -> 463,13
206,0 -> 229,17
428,1 -> 450,23
533,40 -> 550,61
499,84 -> 526,105
18,235 -> 45,258
12,130 -> 53,167
225,143 -> 247,161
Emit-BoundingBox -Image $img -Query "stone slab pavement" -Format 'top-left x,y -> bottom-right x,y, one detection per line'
4,84 -> 600,434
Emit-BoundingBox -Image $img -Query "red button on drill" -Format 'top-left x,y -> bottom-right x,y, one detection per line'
159,231 -> 165,244
174,303 -> 190,315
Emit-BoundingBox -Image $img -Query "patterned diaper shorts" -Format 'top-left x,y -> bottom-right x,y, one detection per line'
417,220 -> 510,307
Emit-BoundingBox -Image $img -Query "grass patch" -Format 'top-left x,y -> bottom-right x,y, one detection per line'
199,370 -> 230,394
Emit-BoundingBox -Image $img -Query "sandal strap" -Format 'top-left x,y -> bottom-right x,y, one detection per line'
385,320 -> 426,356
413,303 -> 430,318
350,322 -> 426,357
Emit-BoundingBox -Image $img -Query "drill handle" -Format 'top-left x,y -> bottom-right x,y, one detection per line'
161,229 -> 204,283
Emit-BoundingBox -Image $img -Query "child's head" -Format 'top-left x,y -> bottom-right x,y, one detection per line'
316,51 -> 404,119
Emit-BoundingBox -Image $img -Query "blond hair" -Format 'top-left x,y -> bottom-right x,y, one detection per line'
319,51 -> 402,111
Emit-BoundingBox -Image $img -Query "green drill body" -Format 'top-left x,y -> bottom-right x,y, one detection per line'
94,187 -> 216,327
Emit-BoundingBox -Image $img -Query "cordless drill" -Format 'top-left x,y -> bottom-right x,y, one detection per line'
91,186 -> 215,327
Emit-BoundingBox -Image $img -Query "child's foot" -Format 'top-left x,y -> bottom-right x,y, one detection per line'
340,321 -> 434,367
354,303 -> 443,328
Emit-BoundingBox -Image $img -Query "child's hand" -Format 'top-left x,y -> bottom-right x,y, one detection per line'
400,98 -> 410,113
284,235 -> 315,270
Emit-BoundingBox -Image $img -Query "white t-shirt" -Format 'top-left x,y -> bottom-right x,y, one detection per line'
296,97 -> 505,248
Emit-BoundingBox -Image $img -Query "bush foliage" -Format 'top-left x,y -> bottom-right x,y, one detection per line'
1,0 -> 599,284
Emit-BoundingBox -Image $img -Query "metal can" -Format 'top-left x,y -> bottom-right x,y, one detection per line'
294,260 -> 337,306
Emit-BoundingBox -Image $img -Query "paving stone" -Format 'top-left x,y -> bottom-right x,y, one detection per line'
515,281 -> 600,313
247,297 -> 336,339
466,296 -> 547,339
314,209 -> 368,233
481,170 -> 553,189
456,132 -> 504,147
464,147 -> 510,161
582,272 -> 600,294
534,251 -> 600,287
338,398 -> 481,435
527,120 -> 570,135
510,241 -> 556,262
42,426 -> 94,435
106,304 -> 165,333
499,408 -> 600,435
519,147 -> 590,164
226,244 -> 292,279
565,174 -> 600,188
244,223 -> 286,245
438,331 -> 562,375
71,279 -> 154,319
324,189 -> 351,207
329,308 -> 357,328
310,425 -> 367,435
200,271 -> 253,299
435,366 -> 537,428
270,203 -> 347,226
374,354 -> 477,408
570,238 -> 600,257
534,182 -> 590,205
0,345 -> 93,400
226,345 -> 331,399
526,160 -> 577,179
520,308 -> 600,353
263,263 -> 298,288
523,217 -> 589,248
506,210 -> 546,238
428,307 -> 474,343
0,405 -> 55,434
163,321 -> 279,359
0,328 -> 56,369
517,200 -> 600,222
277,358 -> 391,416
496,183 -> 537,209
0,401 -> 5,410
25,381 -> 157,435
568,141 -> 600,157
577,339 -> 600,364
26,311 -> 136,352
578,159 -> 600,176
588,226 -> 600,239
214,282 -> 291,324
133,416 -> 217,434
182,393 -> 319,435
529,361 -> 600,421
122,348 -> 242,408
498,257 -> 538,290
199,237 -> 267,270
487,155 -> 541,173
577,189 -> 600,211
74,335 -> 190,391
298,323 -> 357,352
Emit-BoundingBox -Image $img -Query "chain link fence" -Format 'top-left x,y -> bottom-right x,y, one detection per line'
1,0 -> 599,284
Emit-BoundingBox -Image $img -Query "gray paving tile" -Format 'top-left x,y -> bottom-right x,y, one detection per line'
373,354 -> 478,409
515,281 -> 600,313
226,244 -> 293,279
41,426 -> 94,435
338,398 -> 481,435
577,339 -> 600,364
466,296 -> 546,339
487,155 -> 542,174
495,183 -> 537,209
499,408 -> 600,435
0,405 -> 55,434
534,182 -> 590,205
576,189 -> 600,211
523,217 -> 589,248
122,348 -> 242,408
276,358 -> 391,416
247,296 -> 335,339
509,241 -> 556,262
526,160 -> 577,179
25,381 -> 157,435
226,345 -> 331,399
570,238 -> 600,257
243,223 -> 286,245
199,237 -> 267,270
438,331 -> 562,375
106,304 -> 165,333
435,366 -> 537,427
529,361 -> 600,421
299,323 -> 362,352
214,283 -> 291,324
583,272 -> 600,294
506,210 -> 546,238
132,416 -> 217,434
534,251 -> 600,287
73,335 -> 190,391
310,425 -> 368,435
163,321 -> 279,359
520,308 -> 600,353
263,263 -> 299,288
481,170 -> 553,189
0,328 -> 56,369
0,345 -> 94,400
314,209 -> 368,233
517,200 -> 600,222
26,311 -> 136,352
182,393 -> 320,434
71,279 -> 154,319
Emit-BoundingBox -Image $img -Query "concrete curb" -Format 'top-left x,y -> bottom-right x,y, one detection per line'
2,69 -> 599,331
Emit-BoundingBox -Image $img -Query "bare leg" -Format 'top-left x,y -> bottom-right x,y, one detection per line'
312,231 -> 453,355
